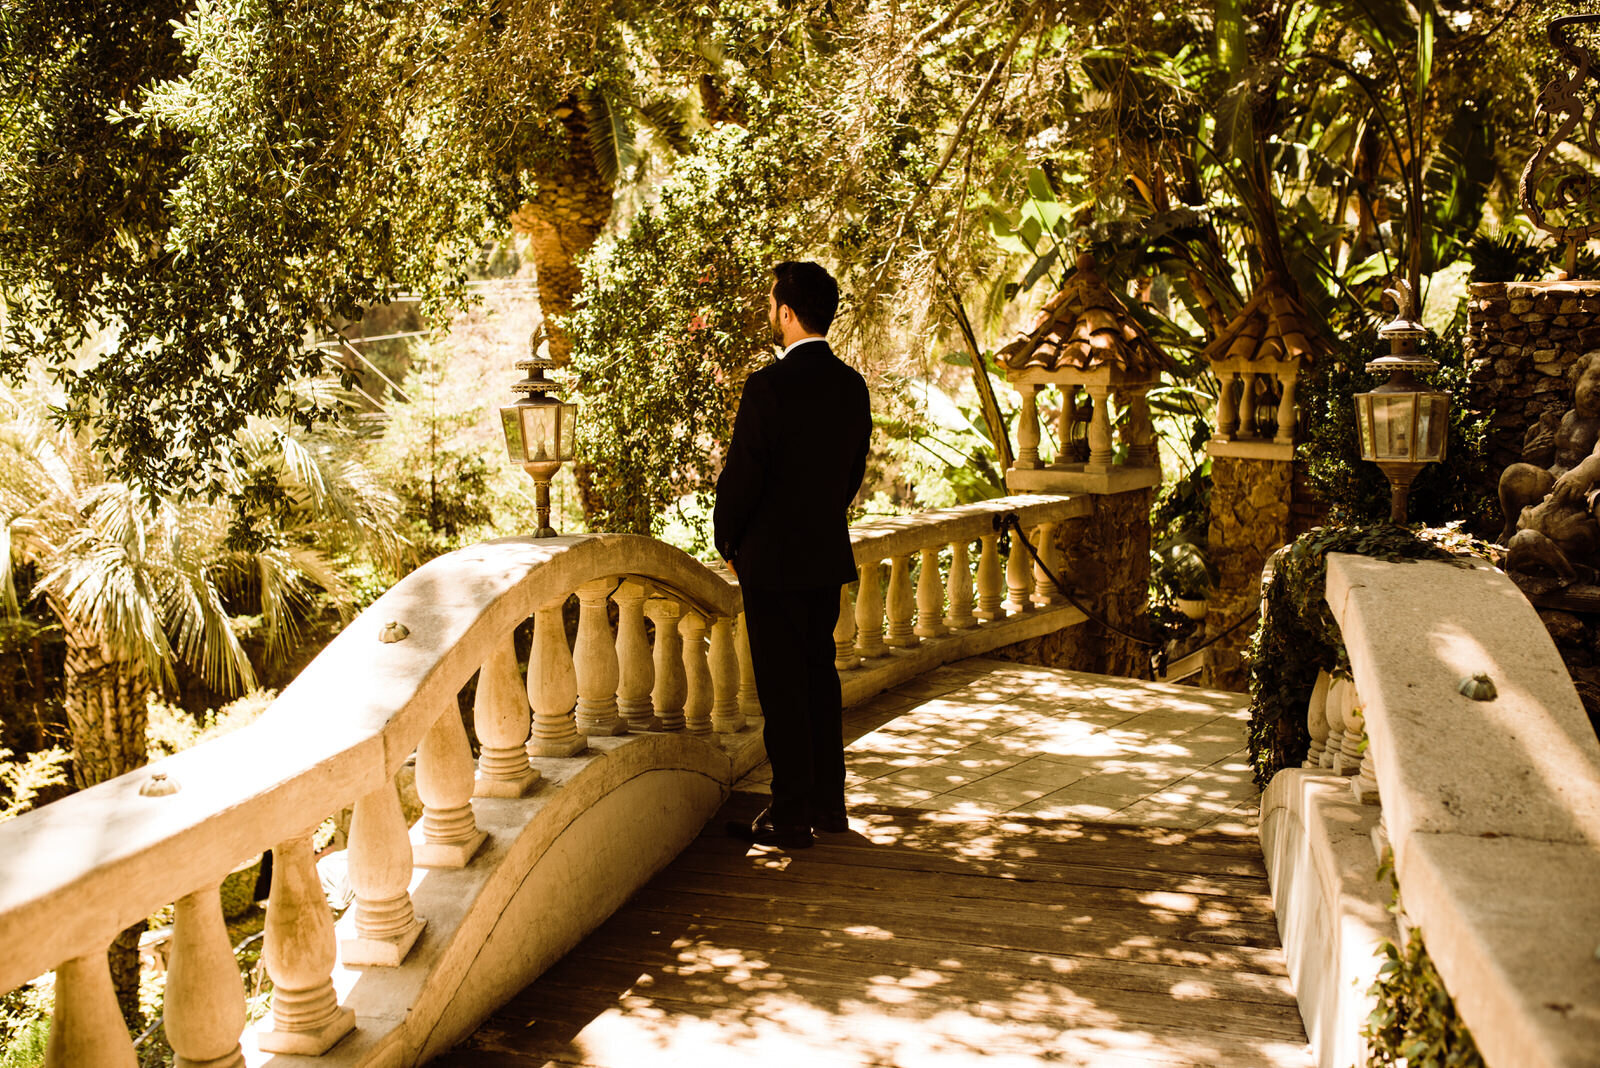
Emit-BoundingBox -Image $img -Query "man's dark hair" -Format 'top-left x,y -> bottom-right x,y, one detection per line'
772,260 -> 839,335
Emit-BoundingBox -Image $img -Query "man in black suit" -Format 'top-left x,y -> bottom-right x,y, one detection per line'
715,261 -> 872,849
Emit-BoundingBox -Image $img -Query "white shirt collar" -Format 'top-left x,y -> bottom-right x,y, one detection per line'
779,335 -> 826,359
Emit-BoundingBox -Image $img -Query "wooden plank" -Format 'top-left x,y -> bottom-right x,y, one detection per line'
523,929 -> 1308,1038
635,871 -> 1285,947
664,848 -> 1278,916
538,906 -> 1299,1005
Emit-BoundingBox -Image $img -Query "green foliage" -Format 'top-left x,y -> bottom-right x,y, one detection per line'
145,690 -> 274,760
567,123 -> 804,544
0,741 -> 68,823
0,0 -> 600,498
1364,925 -> 1486,1068
1365,856 -> 1487,1068
1298,327 -> 1496,531
1246,525 -> 1451,787
0,981 -> 51,1068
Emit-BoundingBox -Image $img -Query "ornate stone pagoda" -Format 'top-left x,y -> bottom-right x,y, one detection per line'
996,253 -> 1177,495
1202,273 -> 1326,461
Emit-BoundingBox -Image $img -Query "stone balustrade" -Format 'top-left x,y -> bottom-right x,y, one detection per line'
1262,553 -> 1600,1068
0,499 -> 1095,1068
838,494 -> 1090,705
0,534 -> 750,1067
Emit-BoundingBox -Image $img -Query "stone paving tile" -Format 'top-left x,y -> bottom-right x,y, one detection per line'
779,663 -> 1258,831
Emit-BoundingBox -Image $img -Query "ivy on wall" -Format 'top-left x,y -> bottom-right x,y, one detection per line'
1245,525 -> 1453,787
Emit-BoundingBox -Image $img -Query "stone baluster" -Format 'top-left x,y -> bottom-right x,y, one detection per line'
165,886 -> 248,1068
943,540 -> 976,630
257,834 -> 356,1055
1127,389 -> 1156,467
854,560 -> 888,657
736,614 -> 762,726
614,581 -> 658,732
833,586 -> 860,670
1355,750 -> 1380,804
709,617 -> 744,733
914,547 -> 947,638
976,533 -> 1005,621
1004,532 -> 1035,614
1056,385 -> 1078,463
1031,523 -> 1063,605
527,603 -> 585,757
343,780 -> 425,964
1274,369 -> 1298,445
1341,698 -> 1367,774
1323,679 -> 1350,773
473,633 -> 539,797
43,951 -> 138,1068
415,708 -> 488,868
1086,386 -> 1113,469
1304,670 -> 1331,769
647,600 -> 687,731
1237,371 -> 1259,439
680,611 -> 713,735
1215,371 -> 1239,441
884,554 -> 918,647
1016,384 -> 1041,469
574,579 -> 624,737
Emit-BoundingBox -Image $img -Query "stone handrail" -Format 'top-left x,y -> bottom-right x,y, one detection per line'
0,497 -> 1093,1067
1275,553 -> 1600,1068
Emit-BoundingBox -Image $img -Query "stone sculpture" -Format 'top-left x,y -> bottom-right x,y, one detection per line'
1500,352 -> 1600,578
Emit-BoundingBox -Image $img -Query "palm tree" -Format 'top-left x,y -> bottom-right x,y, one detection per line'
0,379 -> 403,1022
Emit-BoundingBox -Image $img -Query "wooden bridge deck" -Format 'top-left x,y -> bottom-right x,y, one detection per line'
439,662 -> 1312,1068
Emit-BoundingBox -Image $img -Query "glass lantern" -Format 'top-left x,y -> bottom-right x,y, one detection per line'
500,331 -> 578,537
1353,283 -> 1450,523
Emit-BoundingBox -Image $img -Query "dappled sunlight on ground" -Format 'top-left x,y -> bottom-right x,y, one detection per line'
441,662 -> 1302,1068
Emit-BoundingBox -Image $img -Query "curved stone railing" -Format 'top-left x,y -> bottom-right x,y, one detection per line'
0,495 -> 1090,1068
1262,552 -> 1600,1068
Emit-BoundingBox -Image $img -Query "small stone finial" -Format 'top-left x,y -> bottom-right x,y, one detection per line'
1458,673 -> 1498,701
379,621 -> 411,644
1383,280 -> 1416,324
139,771 -> 180,797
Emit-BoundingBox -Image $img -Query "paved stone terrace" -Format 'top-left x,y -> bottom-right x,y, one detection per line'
748,658 -> 1261,832
440,661 -> 1308,1067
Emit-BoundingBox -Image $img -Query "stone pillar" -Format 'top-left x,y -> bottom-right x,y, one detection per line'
1466,280 -> 1600,511
1202,455 -> 1293,690
989,489 -> 1154,678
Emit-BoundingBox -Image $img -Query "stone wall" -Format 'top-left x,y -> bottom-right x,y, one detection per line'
1203,455 -> 1293,690
992,488 -> 1153,679
1466,280 -> 1600,485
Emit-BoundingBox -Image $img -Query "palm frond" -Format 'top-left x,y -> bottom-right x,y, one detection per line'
580,88 -> 635,186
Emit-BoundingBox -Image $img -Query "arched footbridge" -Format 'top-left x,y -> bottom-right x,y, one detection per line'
3,497 -> 1597,1067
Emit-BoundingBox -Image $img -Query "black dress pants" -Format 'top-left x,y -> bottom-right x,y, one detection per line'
739,582 -> 846,826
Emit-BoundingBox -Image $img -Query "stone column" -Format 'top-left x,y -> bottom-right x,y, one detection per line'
343,781 -> 424,964
166,886 -> 248,1068
257,834 -> 355,1055
614,581 -> 658,732
473,633 -> 539,797
647,599 -> 687,731
573,579 -> 624,737
414,709 -> 487,868
1202,454 -> 1293,690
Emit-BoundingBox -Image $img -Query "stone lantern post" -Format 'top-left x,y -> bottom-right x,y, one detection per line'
993,254 -> 1177,676
1202,273 -> 1327,688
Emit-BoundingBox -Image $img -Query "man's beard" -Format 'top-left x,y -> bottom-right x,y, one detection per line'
769,314 -> 784,348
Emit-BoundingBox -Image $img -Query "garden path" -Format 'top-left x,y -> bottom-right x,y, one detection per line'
438,660 -> 1311,1067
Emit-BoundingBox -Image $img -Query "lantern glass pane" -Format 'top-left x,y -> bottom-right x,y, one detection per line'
1372,393 -> 1418,460
1418,393 -> 1449,461
558,402 -> 577,461
1355,394 -> 1374,459
520,405 -> 558,462
500,407 -> 526,463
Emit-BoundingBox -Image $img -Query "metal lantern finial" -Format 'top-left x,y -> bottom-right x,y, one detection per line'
500,322 -> 578,537
1353,281 -> 1450,523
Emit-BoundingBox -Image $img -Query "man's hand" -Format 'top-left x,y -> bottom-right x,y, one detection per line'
723,559 -> 738,578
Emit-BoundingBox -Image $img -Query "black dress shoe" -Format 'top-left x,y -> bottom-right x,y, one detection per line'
809,805 -> 849,833
726,808 -> 813,849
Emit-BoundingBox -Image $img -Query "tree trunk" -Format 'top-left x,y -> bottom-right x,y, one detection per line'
510,95 -> 614,366
62,623 -> 151,1026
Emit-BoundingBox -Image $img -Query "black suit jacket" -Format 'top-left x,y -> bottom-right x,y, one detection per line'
714,340 -> 871,590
